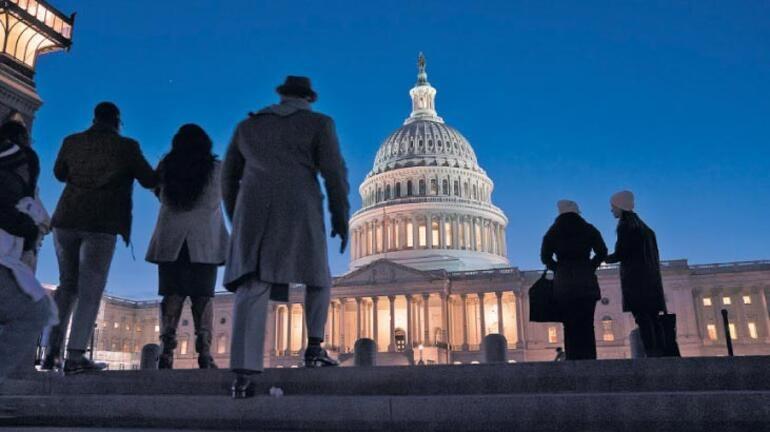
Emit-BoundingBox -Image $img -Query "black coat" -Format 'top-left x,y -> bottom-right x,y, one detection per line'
606,212 -> 666,313
541,213 -> 608,303
52,124 -> 157,244
0,141 -> 39,250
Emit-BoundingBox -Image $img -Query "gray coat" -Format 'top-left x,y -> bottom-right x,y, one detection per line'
146,162 -> 229,265
221,99 -> 349,297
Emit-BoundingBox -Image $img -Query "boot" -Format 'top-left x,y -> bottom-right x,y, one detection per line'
198,354 -> 218,369
40,354 -> 62,371
304,345 -> 340,368
63,354 -> 107,375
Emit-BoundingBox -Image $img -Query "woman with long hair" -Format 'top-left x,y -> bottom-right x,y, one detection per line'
146,124 -> 229,369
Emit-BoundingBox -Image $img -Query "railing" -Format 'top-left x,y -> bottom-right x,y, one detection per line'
353,196 -> 505,217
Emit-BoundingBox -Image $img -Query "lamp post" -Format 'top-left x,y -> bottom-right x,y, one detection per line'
418,343 -> 425,365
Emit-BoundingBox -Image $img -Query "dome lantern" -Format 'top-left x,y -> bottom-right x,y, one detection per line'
406,52 -> 443,125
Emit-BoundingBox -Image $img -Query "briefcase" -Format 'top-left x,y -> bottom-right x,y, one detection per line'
528,270 -> 562,323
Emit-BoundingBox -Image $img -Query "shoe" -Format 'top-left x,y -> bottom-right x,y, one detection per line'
159,353 -> 174,370
63,357 -> 107,375
40,354 -> 61,371
231,375 -> 255,399
304,346 -> 340,368
198,355 -> 218,369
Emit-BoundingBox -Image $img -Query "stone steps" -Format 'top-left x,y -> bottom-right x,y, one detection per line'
2,392 -> 769,431
3,356 -> 769,396
2,356 -> 768,431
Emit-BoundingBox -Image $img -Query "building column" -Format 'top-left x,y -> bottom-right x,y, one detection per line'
514,292 -> 524,348
330,301 -> 337,350
461,294 -> 469,351
372,296 -> 379,348
423,293 -> 431,345
495,291 -> 504,335
478,293 -> 486,340
286,304 -> 294,354
300,304 -> 307,350
758,289 -> 770,342
470,218 -> 477,251
339,298 -> 347,352
356,298 -> 362,340
441,293 -> 449,346
388,295 -> 396,352
272,304 -> 280,355
382,218 -> 389,252
427,213 -> 433,249
406,295 -> 414,351
439,215 -> 446,249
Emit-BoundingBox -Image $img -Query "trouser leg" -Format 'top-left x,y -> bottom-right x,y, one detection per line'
191,296 -> 213,356
47,229 -> 82,358
66,232 -> 116,352
160,295 -> 185,354
229,279 -> 270,372
563,301 -> 597,360
304,285 -> 330,341
0,268 -> 50,384
634,311 -> 660,357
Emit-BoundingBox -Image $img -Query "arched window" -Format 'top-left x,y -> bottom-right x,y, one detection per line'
442,179 -> 449,195
463,182 -> 469,197
431,219 -> 440,246
430,179 -> 438,195
217,334 -> 228,354
406,221 -> 414,248
385,185 -> 391,200
407,181 -> 413,196
179,335 -> 189,355
602,317 -> 614,341
444,219 -> 453,248
418,219 -> 427,247
472,185 -> 478,200
419,180 -> 426,196
453,181 -> 460,196
395,182 -> 401,197
376,188 -> 382,203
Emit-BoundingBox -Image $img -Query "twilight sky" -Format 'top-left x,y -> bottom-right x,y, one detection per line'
29,0 -> 770,299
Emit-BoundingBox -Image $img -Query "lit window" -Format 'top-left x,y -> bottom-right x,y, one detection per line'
431,220 -> 440,246
743,296 -> 752,305
136,324 -> 142,333
548,326 -> 558,343
180,338 -> 189,355
376,223 -> 383,253
474,223 -> 482,251
418,223 -> 427,247
113,322 -> 119,329
702,297 -> 712,306
707,324 -> 717,341
444,221 -> 453,248
728,323 -> 737,340
722,297 -> 732,305
748,322 -> 759,339
602,318 -> 614,342
217,335 -> 228,354
154,325 -> 160,333
406,222 -> 414,248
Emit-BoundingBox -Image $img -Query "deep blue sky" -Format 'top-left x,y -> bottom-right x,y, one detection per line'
30,1 -> 770,299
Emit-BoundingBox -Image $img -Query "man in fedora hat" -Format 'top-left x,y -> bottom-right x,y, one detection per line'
222,76 -> 349,398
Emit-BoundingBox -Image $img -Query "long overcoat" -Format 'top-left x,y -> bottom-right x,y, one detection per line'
221,100 -> 349,299
606,212 -> 666,313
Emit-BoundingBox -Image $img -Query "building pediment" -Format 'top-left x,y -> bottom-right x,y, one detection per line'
334,259 -> 445,287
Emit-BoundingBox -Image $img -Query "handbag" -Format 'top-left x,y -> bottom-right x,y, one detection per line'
528,270 -> 562,323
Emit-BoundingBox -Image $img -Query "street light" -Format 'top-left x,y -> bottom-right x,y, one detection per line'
418,344 -> 425,365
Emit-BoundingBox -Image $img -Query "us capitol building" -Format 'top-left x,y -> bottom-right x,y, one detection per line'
71,55 -> 770,369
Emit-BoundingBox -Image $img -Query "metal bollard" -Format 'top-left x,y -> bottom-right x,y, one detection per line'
721,309 -> 734,357
140,343 -> 161,370
482,334 -> 508,363
354,338 -> 377,366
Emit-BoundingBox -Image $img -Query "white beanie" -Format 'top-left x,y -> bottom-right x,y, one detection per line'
610,190 -> 635,212
557,199 -> 580,215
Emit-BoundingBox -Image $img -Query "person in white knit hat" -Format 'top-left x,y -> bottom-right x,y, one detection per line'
606,190 -> 671,357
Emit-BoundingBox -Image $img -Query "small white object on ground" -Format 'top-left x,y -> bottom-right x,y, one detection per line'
269,386 -> 284,397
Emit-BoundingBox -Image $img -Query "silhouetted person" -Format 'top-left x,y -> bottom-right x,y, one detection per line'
44,102 -> 157,374
222,76 -> 349,398
541,200 -> 607,360
0,120 -> 56,395
146,124 -> 229,369
606,191 -> 666,357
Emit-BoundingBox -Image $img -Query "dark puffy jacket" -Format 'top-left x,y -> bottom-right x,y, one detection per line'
606,211 -> 666,313
51,123 -> 157,244
541,212 -> 608,303
0,141 -> 39,250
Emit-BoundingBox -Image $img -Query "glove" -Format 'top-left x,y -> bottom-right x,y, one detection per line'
331,216 -> 349,254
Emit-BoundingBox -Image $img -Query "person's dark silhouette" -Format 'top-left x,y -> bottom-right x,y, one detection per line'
541,200 -> 607,360
145,124 -> 229,370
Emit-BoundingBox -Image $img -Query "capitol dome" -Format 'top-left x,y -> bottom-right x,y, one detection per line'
349,54 -> 509,272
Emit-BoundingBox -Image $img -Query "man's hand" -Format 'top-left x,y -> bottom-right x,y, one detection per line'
331,216 -> 349,254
